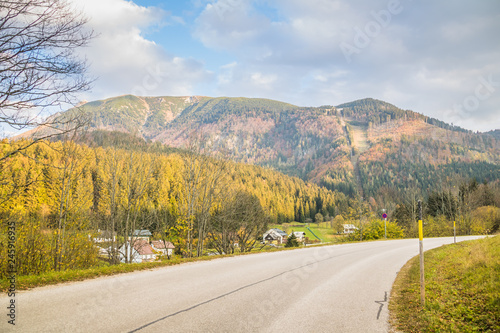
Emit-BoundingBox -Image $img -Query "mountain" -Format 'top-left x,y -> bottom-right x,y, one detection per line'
24,95 -> 500,201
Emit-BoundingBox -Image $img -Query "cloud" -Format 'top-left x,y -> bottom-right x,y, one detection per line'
193,0 -> 500,131
194,0 -> 268,48
57,0 -> 500,131
71,0 -> 212,100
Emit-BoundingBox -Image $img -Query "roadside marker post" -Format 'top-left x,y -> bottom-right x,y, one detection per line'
382,210 -> 388,239
418,200 -> 425,307
454,220 -> 456,244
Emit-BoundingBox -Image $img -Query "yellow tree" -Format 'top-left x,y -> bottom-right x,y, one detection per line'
51,139 -> 93,271
119,151 -> 156,263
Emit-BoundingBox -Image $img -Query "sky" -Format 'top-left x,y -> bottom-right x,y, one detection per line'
69,0 -> 500,132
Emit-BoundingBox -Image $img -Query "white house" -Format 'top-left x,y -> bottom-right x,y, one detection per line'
291,231 -> 306,242
119,239 -> 157,263
151,240 -> 175,256
263,228 -> 288,244
343,224 -> 358,234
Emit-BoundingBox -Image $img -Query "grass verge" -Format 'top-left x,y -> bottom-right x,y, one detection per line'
1,256 -> 215,292
389,235 -> 500,332
0,244 -> 295,292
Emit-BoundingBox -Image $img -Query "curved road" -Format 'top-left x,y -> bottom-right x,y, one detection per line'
2,236 -> 483,332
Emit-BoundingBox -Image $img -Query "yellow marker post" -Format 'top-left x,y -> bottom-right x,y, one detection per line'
453,220 -> 456,244
418,201 -> 425,307
418,219 -> 423,241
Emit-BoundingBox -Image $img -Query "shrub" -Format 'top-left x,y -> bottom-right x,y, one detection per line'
350,219 -> 404,241
285,233 -> 300,247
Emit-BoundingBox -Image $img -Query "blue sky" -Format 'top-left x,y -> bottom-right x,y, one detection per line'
68,0 -> 500,132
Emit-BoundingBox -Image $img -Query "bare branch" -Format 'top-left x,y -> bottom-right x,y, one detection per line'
0,0 -> 94,153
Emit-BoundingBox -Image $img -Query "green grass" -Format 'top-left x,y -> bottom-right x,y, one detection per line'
0,257 -> 207,292
389,235 -> 500,332
270,223 -> 333,242
290,226 -> 321,241
272,222 -> 347,243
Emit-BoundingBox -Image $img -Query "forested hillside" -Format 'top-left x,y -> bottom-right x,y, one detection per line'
486,129 -> 500,140
357,118 -> 500,200
19,95 -> 500,206
0,137 -> 347,276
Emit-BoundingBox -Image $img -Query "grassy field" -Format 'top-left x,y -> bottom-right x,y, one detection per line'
389,235 -> 500,332
270,222 -> 340,242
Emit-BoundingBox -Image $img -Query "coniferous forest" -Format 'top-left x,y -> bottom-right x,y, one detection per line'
0,136 -> 345,277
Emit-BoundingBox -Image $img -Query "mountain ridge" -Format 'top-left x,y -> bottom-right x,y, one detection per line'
16,95 -> 500,202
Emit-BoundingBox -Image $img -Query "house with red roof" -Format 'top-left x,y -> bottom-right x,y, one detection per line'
119,239 -> 157,263
151,240 -> 175,256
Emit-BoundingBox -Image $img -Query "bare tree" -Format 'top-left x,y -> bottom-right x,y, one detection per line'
52,132 -> 92,270
119,152 -> 156,263
100,147 -> 122,264
400,185 -> 420,237
0,0 -> 94,158
208,202 -> 239,255
458,179 -> 479,235
179,134 -> 228,257
97,150 -> 157,264
208,190 -> 269,255
196,156 -> 227,256
232,191 -> 268,253
179,150 -> 203,257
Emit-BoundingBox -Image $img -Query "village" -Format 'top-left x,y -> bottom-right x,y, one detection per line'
93,224 -> 359,263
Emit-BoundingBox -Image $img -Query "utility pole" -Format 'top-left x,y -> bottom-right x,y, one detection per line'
418,200 -> 425,307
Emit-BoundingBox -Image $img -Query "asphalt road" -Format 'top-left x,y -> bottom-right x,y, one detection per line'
1,236 -> 484,333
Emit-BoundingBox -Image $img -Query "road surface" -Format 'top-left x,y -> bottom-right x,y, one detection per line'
1,236 -> 484,332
